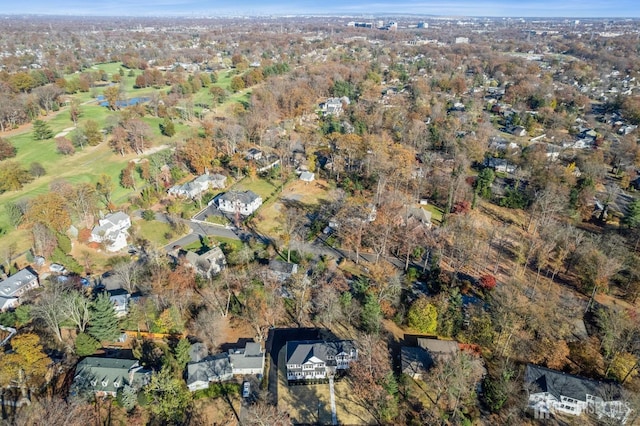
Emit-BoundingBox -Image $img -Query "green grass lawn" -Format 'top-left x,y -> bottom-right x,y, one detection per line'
232,177 -> 277,200
135,220 -> 175,247
424,203 -> 445,225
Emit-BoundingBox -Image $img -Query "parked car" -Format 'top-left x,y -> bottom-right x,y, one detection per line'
49,263 -> 67,274
242,381 -> 250,398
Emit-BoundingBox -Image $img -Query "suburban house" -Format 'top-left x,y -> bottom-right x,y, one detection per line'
72,357 -> 150,397
319,96 -> 350,116
403,206 -> 433,228
90,212 -> 132,252
267,259 -> 299,282
107,289 -> 130,317
525,364 -> 631,423
214,191 -> 263,216
245,148 -> 263,161
168,172 -> 227,199
401,338 -> 460,380
186,354 -> 233,391
0,268 -> 38,311
181,246 -> 227,279
228,342 -> 265,375
285,340 -> 357,381
484,157 -> 517,174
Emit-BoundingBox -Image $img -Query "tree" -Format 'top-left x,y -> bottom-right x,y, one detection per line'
29,161 -> 46,178
55,136 -> 75,155
0,137 -> 17,160
5,200 -> 28,229
64,290 -> 91,333
159,117 -> 176,137
31,285 -> 68,342
82,119 -> 103,145
361,293 -> 383,334
117,385 -> 137,412
479,274 -> 497,291
0,333 -> 50,392
174,338 -> 191,369
623,199 -> 640,229
230,76 -> 245,92
120,161 -> 136,189
144,365 -> 192,424
0,161 -> 33,192
25,192 -> 71,232
74,332 -> 101,356
95,173 -> 114,208
103,85 -> 121,110
88,292 -> 119,342
407,297 -> 438,334
32,119 -> 53,140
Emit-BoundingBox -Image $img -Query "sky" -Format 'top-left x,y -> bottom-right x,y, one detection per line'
3,0 -> 640,18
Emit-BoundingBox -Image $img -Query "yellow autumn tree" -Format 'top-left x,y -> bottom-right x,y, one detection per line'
0,333 -> 50,389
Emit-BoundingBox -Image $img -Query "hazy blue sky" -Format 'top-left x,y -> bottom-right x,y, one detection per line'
3,0 -> 640,18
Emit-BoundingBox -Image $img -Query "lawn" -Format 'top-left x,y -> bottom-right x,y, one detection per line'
232,177 -> 277,200
423,203 -> 444,225
134,220 -> 176,247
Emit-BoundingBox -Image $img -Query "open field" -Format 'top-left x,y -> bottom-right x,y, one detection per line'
253,178 -> 333,236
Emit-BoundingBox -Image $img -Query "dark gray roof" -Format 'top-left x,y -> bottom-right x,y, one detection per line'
228,342 -> 264,371
218,190 -> 260,204
187,354 -> 233,385
286,340 -> 356,366
525,364 -> 622,402
74,357 -> 149,395
269,259 -> 298,275
401,346 -> 433,376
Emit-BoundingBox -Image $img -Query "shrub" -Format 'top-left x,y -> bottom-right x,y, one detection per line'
479,274 -> 497,291
142,210 -> 155,221
75,332 -> 101,356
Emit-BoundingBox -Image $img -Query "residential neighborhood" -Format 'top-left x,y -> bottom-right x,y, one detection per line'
1,8 -> 640,426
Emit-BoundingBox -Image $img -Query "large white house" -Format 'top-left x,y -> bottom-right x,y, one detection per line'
90,212 -> 131,252
0,268 -> 39,311
526,364 -> 631,423
213,191 -> 263,216
168,172 -> 227,199
285,340 -> 357,381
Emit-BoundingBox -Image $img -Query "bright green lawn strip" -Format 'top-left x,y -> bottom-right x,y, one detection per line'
423,204 -> 444,225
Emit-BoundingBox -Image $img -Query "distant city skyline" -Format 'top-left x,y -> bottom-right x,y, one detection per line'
3,0 -> 640,18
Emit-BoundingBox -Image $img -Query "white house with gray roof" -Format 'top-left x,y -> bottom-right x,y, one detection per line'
228,342 -> 265,375
285,340 -> 357,381
0,268 -> 38,311
213,190 -> 263,216
90,211 -> 131,252
168,172 -> 227,199
526,364 -> 631,423
186,354 -> 233,391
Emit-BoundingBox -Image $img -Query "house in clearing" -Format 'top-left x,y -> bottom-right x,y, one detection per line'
401,338 -> 460,380
187,354 -> 233,391
181,246 -> 227,279
90,212 -> 131,252
213,190 -> 263,216
228,341 -> 265,375
285,340 -> 357,381
0,268 -> 38,311
72,357 -> 150,397
525,364 -> 631,423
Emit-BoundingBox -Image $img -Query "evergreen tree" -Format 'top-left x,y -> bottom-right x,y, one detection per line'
117,384 -> 137,411
159,117 -> 176,137
32,119 -> 53,140
75,332 -> 101,356
361,293 -> 382,334
174,338 -> 191,369
88,292 -> 119,342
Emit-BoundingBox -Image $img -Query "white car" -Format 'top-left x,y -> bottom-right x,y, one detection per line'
242,381 -> 250,398
49,263 -> 67,274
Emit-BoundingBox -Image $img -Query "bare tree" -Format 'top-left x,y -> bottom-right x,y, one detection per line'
63,290 -> 91,333
32,285 -> 69,342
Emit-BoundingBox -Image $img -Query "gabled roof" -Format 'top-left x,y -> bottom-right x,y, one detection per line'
218,190 -> 261,205
525,364 -> 622,402
417,338 -> 459,361
74,357 -> 148,394
286,340 -> 356,366
0,268 -> 37,298
228,342 -> 264,371
187,354 -> 232,385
